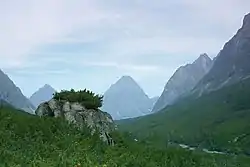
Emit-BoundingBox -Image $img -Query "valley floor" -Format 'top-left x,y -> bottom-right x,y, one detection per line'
117,79 -> 250,166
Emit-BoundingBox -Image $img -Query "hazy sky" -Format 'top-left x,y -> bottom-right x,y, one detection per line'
1,0 -> 249,97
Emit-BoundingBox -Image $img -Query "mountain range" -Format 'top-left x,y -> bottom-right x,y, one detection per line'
152,53 -> 213,112
193,13 -> 250,96
102,76 -> 156,120
29,84 -> 56,108
0,69 -> 35,113
1,12 -> 249,131
118,13 -> 250,155
1,11 -> 250,167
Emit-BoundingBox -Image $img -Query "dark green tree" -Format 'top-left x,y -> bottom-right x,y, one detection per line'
53,89 -> 103,110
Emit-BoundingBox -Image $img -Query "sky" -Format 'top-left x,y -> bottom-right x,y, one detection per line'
1,0 -> 249,98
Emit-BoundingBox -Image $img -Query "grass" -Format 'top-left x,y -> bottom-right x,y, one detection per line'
0,106 -> 250,166
118,78 -> 250,155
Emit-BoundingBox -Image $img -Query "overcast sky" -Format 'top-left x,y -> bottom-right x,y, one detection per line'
1,0 -> 249,97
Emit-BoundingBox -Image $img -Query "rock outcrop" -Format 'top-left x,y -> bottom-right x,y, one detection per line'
152,54 -> 213,112
194,13 -> 250,95
36,99 -> 116,145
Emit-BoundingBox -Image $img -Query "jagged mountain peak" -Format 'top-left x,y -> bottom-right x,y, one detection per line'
40,84 -> 55,91
196,53 -> 211,62
104,75 -> 147,98
102,76 -> 153,120
116,75 -> 138,85
193,13 -> 250,94
152,54 -> 213,112
43,84 -> 53,88
193,53 -> 213,70
243,13 -> 250,28
0,69 -> 35,113
120,75 -> 134,80
30,84 -> 56,108
108,76 -> 144,94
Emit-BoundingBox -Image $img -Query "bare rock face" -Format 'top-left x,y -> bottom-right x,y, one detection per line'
152,54 -> 213,112
194,13 -> 250,95
102,76 -> 153,120
0,69 -> 35,113
36,99 -> 116,145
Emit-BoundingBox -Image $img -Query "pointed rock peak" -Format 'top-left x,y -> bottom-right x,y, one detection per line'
194,53 -> 212,65
120,75 -> 134,80
198,53 -> 211,61
117,75 -> 137,84
43,84 -> 53,89
243,13 -> 250,28
107,75 -> 144,94
38,84 -> 56,92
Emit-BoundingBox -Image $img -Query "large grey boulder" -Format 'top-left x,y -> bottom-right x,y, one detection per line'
36,99 -> 116,145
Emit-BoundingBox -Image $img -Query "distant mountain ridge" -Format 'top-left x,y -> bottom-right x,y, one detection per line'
0,69 -> 35,113
30,84 -> 56,108
102,76 -> 154,120
118,13 -> 250,156
194,13 -> 250,95
152,54 -> 213,112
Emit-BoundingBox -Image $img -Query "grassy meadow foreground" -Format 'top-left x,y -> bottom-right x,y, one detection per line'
0,106 -> 250,167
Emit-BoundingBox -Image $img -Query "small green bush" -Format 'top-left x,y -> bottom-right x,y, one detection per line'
53,89 -> 103,109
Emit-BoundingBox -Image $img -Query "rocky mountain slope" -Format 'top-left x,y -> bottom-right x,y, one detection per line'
194,13 -> 250,95
152,54 -> 213,112
102,76 -> 154,120
150,96 -> 159,106
118,12 -> 250,156
30,84 -> 56,108
0,69 -> 35,113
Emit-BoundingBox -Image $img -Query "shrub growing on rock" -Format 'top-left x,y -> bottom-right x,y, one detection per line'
53,89 -> 103,109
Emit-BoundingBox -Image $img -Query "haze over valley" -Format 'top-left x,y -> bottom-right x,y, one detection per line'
1,1 -> 250,166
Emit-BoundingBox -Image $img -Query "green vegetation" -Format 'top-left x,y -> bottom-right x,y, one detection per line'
1,106 -> 250,166
53,89 -> 103,109
118,78 -> 250,155
0,100 -> 11,108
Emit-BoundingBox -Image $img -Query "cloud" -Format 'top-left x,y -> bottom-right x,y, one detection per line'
10,69 -> 71,76
0,0 -> 108,67
80,61 -> 162,73
1,0 -> 249,97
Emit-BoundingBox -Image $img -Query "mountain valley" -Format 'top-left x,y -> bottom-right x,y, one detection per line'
1,9 -> 250,167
